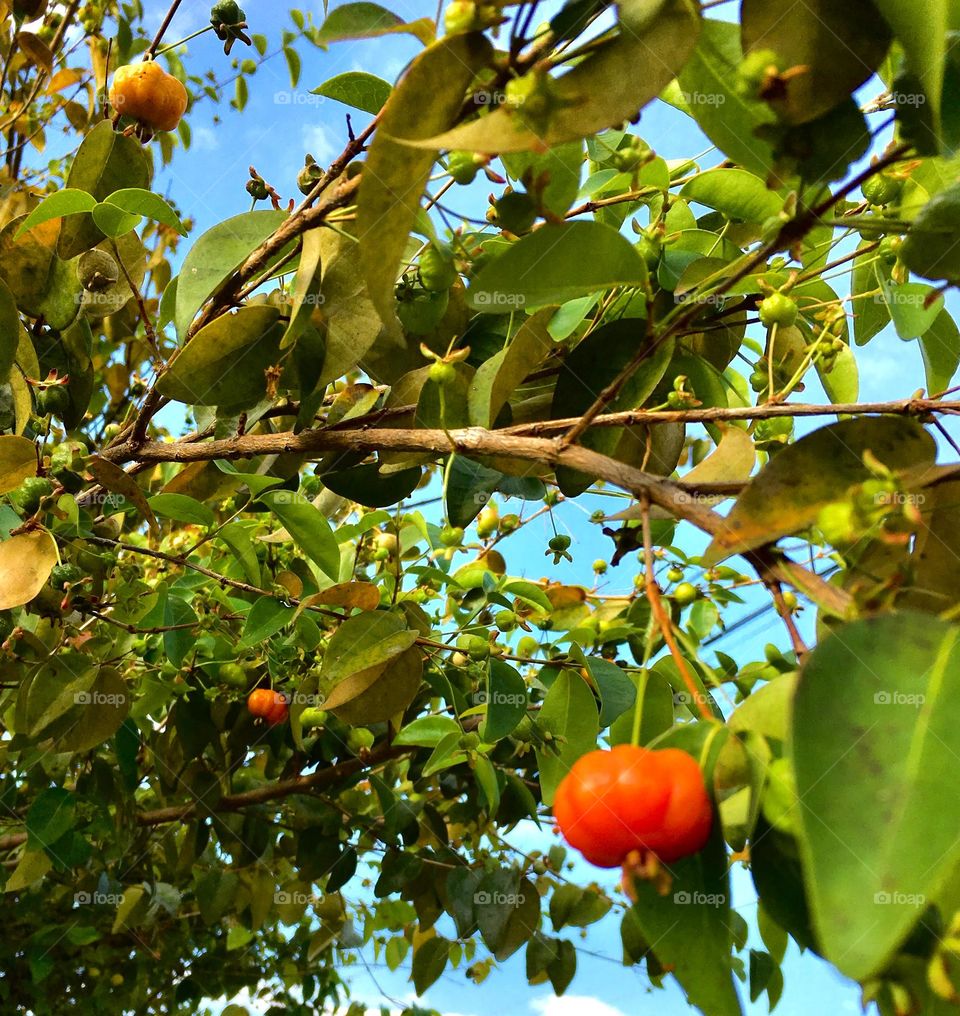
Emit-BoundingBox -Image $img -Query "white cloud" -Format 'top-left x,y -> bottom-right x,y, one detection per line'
300,123 -> 338,165
531,996 -> 630,1016
190,126 -> 220,152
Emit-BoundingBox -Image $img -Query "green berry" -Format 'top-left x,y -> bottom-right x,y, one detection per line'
11,476 -> 53,515
672,582 -> 699,607
495,609 -> 517,632
217,662 -> 247,688
37,385 -> 70,418
548,535 -> 571,553
458,633 -> 490,660
862,173 -> 903,206
429,360 -> 457,386
666,567 -> 684,583
439,524 -> 464,547
299,706 -> 329,727
346,728 -> 375,753
448,150 -> 481,185
493,192 -> 538,235
592,559 -> 607,574
211,0 -> 245,25
419,246 -> 458,292
50,563 -> 83,591
759,293 -> 798,328
499,513 -> 520,533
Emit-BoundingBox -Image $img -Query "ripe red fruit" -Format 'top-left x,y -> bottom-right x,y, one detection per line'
247,688 -> 289,726
553,746 -> 712,867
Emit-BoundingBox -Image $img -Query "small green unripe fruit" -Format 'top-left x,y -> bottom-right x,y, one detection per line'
592,559 -> 607,574
211,0 -> 245,25
495,609 -> 517,632
861,173 -> 903,206
516,635 -> 539,657
217,662 -> 247,688
50,563 -> 83,591
11,476 -> 53,515
493,191 -> 538,235
439,524 -> 464,547
672,582 -> 699,606
444,0 -> 478,33
375,532 -> 398,555
451,651 -> 470,667
87,967 -> 101,979
448,150 -> 481,185
459,732 -> 480,750
666,567 -> 684,583
110,974 -> 124,987
499,513 -> 520,533
346,728 -> 375,752
37,385 -> 70,418
781,590 -> 798,611
476,503 -> 498,538
429,360 -> 457,386
458,633 -> 490,660
419,246 -> 457,292
299,706 -> 329,727
548,534 -> 571,552
759,293 -> 798,328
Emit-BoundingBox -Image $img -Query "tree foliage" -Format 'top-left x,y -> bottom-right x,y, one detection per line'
1,0 -> 960,1013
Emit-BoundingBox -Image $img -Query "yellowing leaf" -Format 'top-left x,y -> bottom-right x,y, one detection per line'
0,435 -> 37,494
0,531 -> 58,609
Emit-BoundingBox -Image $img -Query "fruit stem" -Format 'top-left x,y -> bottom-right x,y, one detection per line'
639,496 -> 714,722
154,24 -> 215,57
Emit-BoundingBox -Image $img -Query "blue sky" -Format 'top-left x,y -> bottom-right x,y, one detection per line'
128,1 -> 952,1013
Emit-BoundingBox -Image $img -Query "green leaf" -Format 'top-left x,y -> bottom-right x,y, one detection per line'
163,595 -> 198,668
741,0 -> 891,125
0,435 -> 38,494
321,611 -> 418,685
675,19 -> 776,178
901,179 -> 960,280
321,463 -> 422,508
476,873 -> 540,961
815,341 -> 859,405
626,820 -> 741,1016
5,848 -> 52,891
280,227 -> 324,350
468,308 -> 554,427
328,645 -> 424,726
704,418 -> 936,564
792,613 -> 960,980
501,142 -> 584,217
357,34 -> 492,328
283,45 -> 301,88
312,71 -> 392,114
881,279 -> 944,339
680,169 -> 784,222
57,120 -> 150,259
258,489 -> 341,582
469,222 -> 647,311
156,306 -> 283,407
852,244 -> 892,346
394,714 -> 461,747
90,201 -> 141,237
412,935 -> 449,994
0,278 -> 17,383
535,670 -> 599,806
26,788 -> 75,849
238,596 -> 296,650
585,656 -> 636,729
873,0 -> 950,128
59,668 -> 131,753
174,210 -> 287,339
148,493 -> 216,527
479,659 -> 528,742
920,308 -> 960,394
104,188 -> 187,234
318,2 -> 434,46
412,0 -> 700,154
15,189 -> 96,237
0,531 -> 58,609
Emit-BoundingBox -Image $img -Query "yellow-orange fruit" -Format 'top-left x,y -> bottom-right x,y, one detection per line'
109,61 -> 187,132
